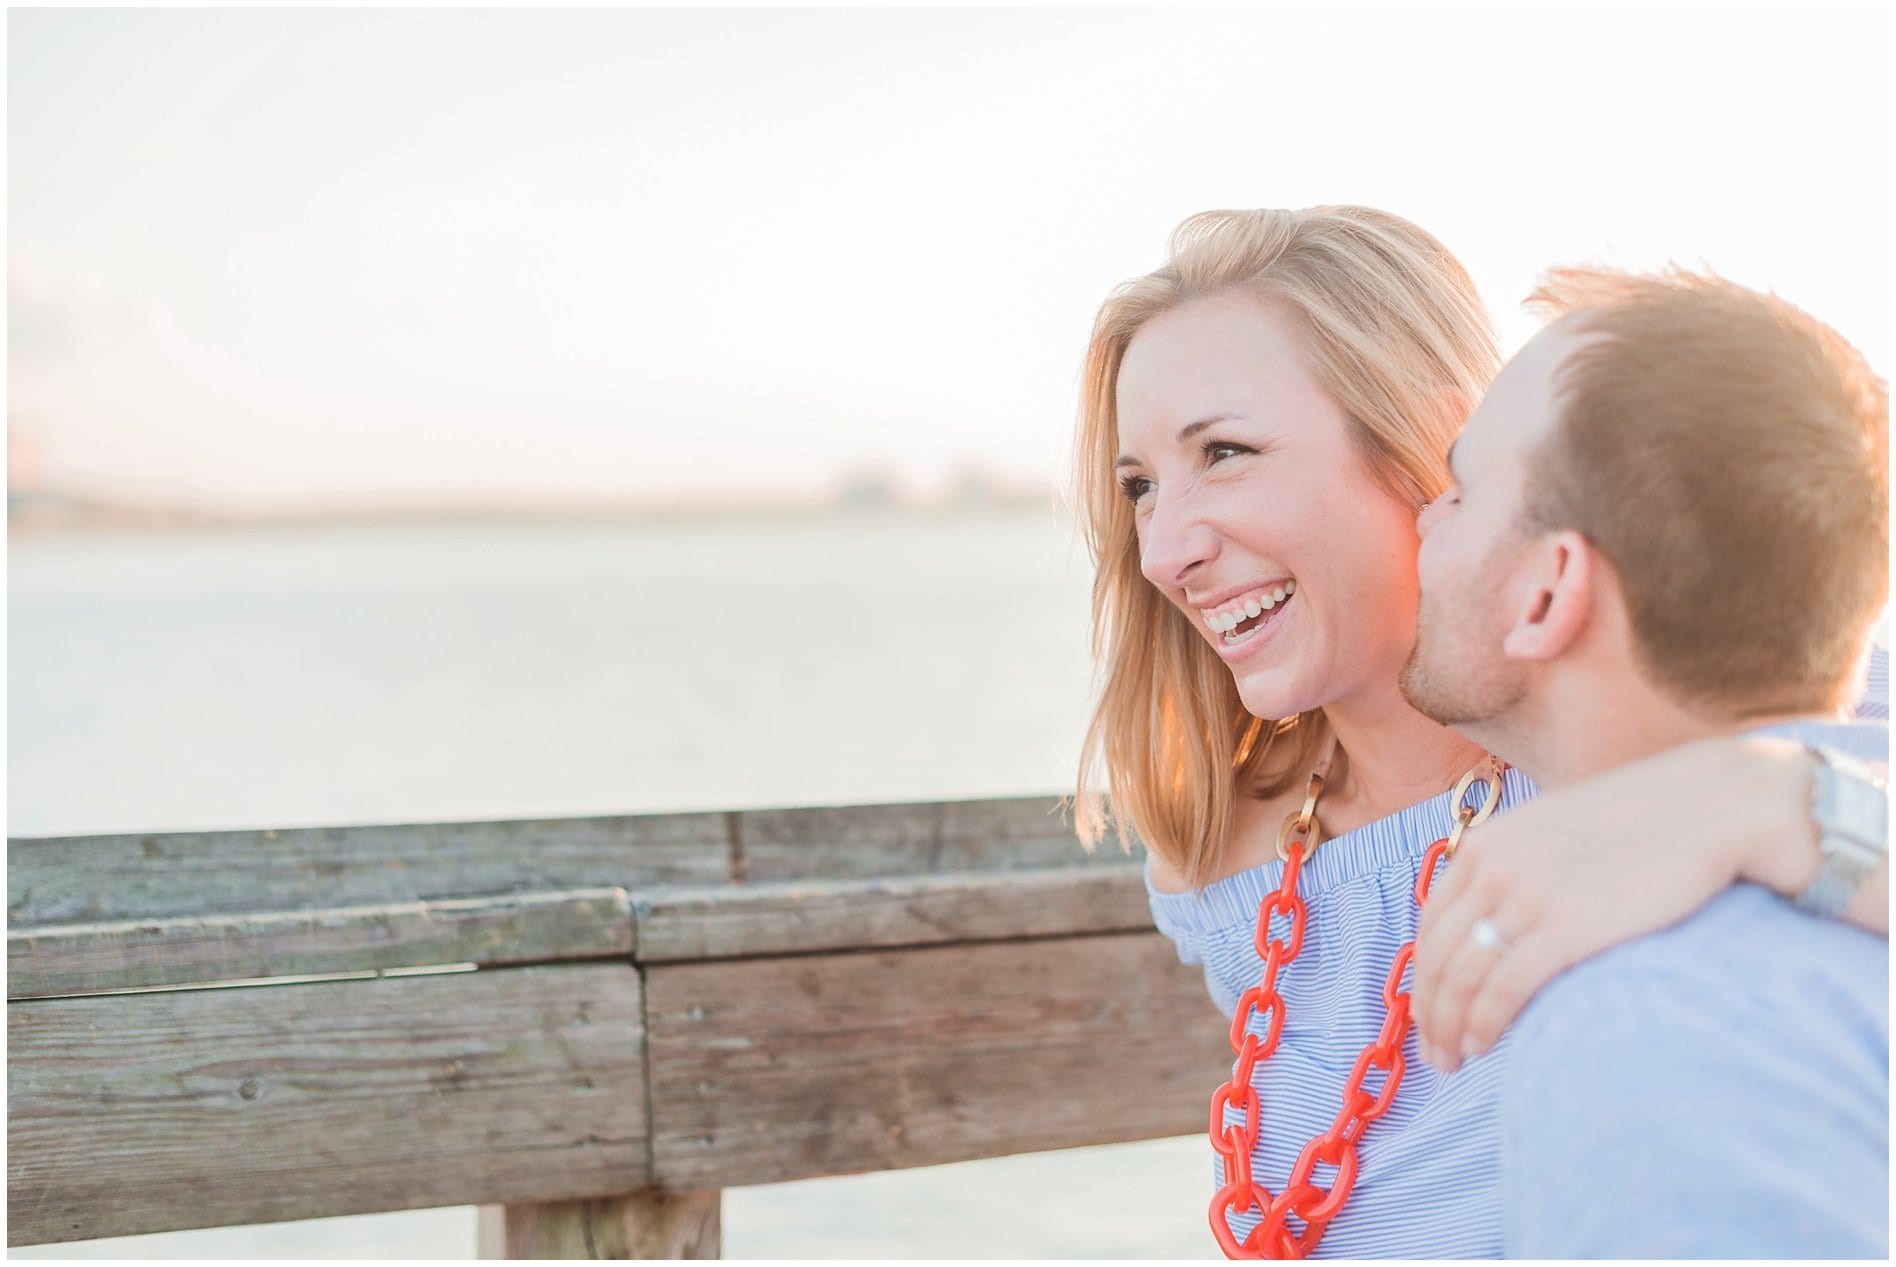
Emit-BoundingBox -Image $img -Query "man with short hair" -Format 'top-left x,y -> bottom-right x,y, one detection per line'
1401,266 -> 1888,1257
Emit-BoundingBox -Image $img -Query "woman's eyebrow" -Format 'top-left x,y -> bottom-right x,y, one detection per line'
1115,414 -> 1246,468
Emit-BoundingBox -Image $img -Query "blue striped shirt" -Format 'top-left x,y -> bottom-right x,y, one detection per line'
1856,641 -> 1889,719
1502,718 -> 1888,1258
1148,645 -> 1889,1259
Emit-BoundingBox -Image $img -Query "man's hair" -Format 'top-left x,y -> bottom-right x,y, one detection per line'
1524,266 -> 1888,718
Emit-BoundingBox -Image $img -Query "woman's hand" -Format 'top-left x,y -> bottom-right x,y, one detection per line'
1410,736 -> 1879,1072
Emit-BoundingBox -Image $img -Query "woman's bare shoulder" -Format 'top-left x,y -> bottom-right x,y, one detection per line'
1146,846 -> 1194,895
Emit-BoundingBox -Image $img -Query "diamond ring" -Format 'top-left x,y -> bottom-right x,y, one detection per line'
1470,917 -> 1507,953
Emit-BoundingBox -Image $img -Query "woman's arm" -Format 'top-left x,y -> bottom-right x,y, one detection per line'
1736,743 -> 1888,930
1411,735 -> 1887,1072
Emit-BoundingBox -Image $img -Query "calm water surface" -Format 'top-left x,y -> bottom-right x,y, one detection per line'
7,510 -> 1219,1259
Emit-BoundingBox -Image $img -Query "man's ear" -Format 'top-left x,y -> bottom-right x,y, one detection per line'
1501,530 -> 1592,662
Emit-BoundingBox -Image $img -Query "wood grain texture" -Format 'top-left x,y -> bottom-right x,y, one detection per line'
7,964 -> 648,1245
736,797 -> 1096,882
8,796 -> 1106,929
644,931 -> 1231,1190
632,864 -> 1150,962
8,888 -> 635,1000
7,811 -> 733,927
478,1191 -> 722,1259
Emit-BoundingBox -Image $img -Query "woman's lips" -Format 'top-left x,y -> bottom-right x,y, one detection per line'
1201,580 -> 1295,633
1211,590 -> 1293,662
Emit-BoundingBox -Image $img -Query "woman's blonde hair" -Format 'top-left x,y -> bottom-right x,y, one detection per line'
1071,206 -> 1501,887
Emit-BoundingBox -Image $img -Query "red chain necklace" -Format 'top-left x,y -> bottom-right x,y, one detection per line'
1206,758 -> 1506,1259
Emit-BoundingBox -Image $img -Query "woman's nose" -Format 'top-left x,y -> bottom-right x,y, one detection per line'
1139,494 -> 1218,589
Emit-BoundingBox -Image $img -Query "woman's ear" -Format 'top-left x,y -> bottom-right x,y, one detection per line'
1501,530 -> 1593,662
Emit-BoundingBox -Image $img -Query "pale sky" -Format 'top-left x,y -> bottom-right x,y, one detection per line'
8,6 -> 1890,512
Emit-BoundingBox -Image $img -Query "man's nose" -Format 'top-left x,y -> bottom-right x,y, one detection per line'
1415,494 -> 1447,538
1139,492 -> 1218,589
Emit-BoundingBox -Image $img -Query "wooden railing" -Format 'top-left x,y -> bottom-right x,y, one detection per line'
7,796 -> 1230,1256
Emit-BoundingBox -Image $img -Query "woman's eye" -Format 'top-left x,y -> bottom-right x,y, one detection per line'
1118,474 -> 1154,504
1203,439 -> 1250,464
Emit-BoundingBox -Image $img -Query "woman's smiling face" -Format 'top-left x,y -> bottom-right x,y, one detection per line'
1113,290 -> 1428,721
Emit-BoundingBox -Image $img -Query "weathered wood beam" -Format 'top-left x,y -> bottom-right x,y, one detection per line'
7,964 -> 647,1245
8,888 -> 635,1000
732,796 -> 1092,882
5,811 -> 734,927
631,864 -> 1149,962
9,860 -> 1156,998
8,795 -> 1099,928
478,1191 -> 722,1259
643,931 -> 1229,1191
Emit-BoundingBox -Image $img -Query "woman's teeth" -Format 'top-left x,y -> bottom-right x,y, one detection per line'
1205,581 -> 1295,635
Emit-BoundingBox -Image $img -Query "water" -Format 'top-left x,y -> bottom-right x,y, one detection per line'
7,509 -> 1220,1259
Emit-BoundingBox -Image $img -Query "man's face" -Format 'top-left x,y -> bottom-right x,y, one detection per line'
1401,323 -> 1585,730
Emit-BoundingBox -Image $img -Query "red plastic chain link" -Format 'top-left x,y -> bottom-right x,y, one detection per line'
1206,770 -> 1494,1259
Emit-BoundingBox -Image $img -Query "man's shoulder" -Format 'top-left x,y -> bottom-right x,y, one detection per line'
1500,709 -> 1891,1259
1748,714 -> 1887,764
1513,883 -> 1887,1069
1502,886 -> 1889,1258
1517,714 -> 1886,1043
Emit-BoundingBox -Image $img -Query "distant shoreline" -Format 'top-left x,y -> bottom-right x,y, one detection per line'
6,489 -> 1071,536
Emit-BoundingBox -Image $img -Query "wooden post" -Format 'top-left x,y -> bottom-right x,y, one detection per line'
479,1191 -> 722,1259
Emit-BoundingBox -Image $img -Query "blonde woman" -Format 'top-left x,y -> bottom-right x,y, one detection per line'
1071,206 -> 1887,1258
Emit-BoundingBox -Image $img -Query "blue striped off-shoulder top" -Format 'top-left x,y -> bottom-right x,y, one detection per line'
1148,767 -> 1540,1259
